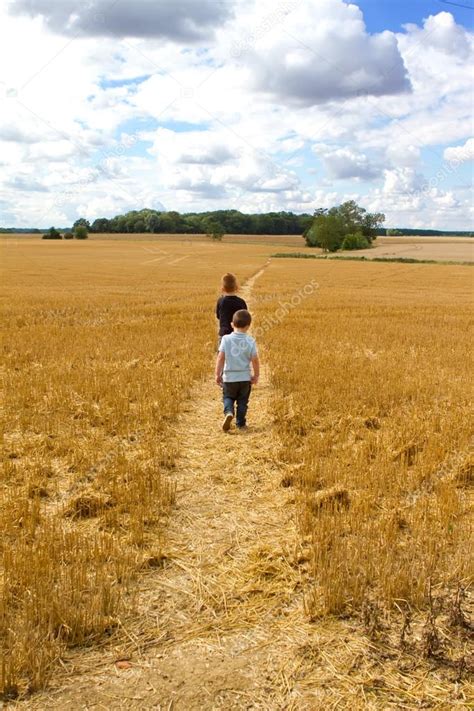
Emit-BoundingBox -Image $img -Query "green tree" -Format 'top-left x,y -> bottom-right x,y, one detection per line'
203,218 -> 225,241
144,211 -> 161,233
73,218 -> 91,231
113,215 -> 128,233
336,200 -> 384,242
309,212 -> 345,252
42,226 -> 62,240
74,224 -> 89,239
63,231 -> 74,240
305,202 -> 385,250
159,211 -> 188,233
341,231 -> 370,250
304,209 -> 328,247
91,218 -> 111,233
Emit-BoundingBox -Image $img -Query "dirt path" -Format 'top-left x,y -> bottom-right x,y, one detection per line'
15,261 -> 332,710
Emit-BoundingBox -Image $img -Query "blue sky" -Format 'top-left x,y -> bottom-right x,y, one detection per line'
357,0 -> 473,32
0,0 -> 473,229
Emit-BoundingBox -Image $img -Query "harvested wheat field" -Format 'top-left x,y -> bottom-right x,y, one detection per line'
7,234 -> 473,263
1,238 -> 473,710
339,236 -> 474,263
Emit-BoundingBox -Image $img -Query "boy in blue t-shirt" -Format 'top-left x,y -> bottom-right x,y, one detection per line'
215,309 -> 260,432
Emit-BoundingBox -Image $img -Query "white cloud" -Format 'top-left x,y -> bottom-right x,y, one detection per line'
314,145 -> 382,180
386,143 -> 421,168
444,138 -> 474,164
27,140 -> 77,162
248,0 -> 410,105
382,167 -> 425,197
403,12 -> 471,59
364,167 -> 470,230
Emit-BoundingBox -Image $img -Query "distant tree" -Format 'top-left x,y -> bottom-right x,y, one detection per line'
255,213 -> 276,234
387,228 -> 403,236
91,218 -> 111,233
305,202 -> 385,251
314,212 -> 345,252
73,218 -> 91,231
304,208 -> 328,246
336,200 -> 384,242
145,212 -> 161,233
74,224 -> 89,239
203,218 -> 225,241
159,211 -> 188,233
112,215 -> 128,233
134,219 -> 146,233
341,232 -> 370,251
63,231 -> 74,240
42,226 -> 62,239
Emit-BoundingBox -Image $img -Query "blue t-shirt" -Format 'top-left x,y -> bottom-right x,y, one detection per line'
219,332 -> 258,383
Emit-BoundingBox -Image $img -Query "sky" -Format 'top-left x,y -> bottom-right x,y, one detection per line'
0,0 -> 473,229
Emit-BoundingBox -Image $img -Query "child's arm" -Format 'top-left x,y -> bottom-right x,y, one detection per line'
215,351 -> 225,386
251,355 -> 260,385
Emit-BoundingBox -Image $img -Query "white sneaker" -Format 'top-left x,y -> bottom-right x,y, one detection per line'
222,413 -> 233,432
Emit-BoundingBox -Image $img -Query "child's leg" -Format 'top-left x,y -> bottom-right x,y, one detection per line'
235,382 -> 251,428
222,382 -> 237,416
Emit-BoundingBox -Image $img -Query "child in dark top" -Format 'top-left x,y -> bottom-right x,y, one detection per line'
216,273 -> 247,342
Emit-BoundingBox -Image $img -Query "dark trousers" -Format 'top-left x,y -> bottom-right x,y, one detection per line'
223,381 -> 252,428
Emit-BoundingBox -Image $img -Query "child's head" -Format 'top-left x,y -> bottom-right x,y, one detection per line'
232,309 -> 252,331
221,272 -> 238,294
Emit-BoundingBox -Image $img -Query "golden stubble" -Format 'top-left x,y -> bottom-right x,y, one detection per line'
253,259 -> 473,617
0,238 -> 268,698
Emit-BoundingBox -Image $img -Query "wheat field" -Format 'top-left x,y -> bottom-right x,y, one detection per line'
253,259 -> 473,700
254,258 -> 473,600
1,238 -> 473,708
0,239 -> 267,698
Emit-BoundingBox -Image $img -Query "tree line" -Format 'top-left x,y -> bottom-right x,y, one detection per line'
40,203 -> 385,251
86,209 -> 313,236
4,206 -> 471,240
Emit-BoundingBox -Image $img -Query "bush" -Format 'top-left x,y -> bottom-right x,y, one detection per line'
74,225 -> 89,239
203,219 -> 224,241
42,227 -> 62,240
341,232 -> 370,251
208,230 -> 224,241
63,231 -> 74,240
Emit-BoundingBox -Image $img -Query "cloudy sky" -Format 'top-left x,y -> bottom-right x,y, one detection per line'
0,0 -> 473,229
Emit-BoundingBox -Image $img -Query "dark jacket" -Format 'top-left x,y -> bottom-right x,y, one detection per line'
216,295 -> 247,336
